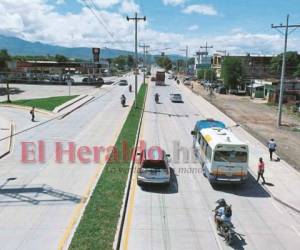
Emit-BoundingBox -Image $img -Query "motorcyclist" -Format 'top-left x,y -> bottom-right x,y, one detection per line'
154,93 -> 159,103
121,94 -> 126,106
215,204 -> 232,229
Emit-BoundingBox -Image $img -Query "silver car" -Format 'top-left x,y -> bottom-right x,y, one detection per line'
170,93 -> 183,103
137,149 -> 171,186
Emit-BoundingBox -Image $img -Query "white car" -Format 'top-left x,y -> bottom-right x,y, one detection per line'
137,149 -> 171,186
118,79 -> 128,86
170,93 -> 183,103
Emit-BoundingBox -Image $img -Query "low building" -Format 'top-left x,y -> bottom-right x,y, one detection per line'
8,60 -> 109,75
212,53 -> 274,79
249,78 -> 300,104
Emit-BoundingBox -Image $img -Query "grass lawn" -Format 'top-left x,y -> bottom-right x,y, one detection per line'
69,84 -> 147,250
2,95 -> 78,111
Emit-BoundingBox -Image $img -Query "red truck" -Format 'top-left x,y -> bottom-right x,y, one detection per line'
155,71 -> 165,86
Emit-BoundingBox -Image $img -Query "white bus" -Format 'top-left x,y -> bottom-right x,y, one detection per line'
192,122 -> 249,184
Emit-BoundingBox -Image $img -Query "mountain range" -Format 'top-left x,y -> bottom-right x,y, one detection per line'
0,35 -> 183,61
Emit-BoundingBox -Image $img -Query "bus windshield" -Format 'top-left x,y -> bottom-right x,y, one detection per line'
214,151 -> 247,163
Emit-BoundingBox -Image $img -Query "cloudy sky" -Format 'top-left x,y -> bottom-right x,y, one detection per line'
0,0 -> 300,56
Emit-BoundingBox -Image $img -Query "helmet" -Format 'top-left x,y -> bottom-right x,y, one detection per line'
216,198 -> 226,207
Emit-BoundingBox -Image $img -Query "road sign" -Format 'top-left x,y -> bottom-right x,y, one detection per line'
92,48 -> 100,62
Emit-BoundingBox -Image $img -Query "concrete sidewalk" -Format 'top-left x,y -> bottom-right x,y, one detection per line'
180,83 -> 300,212
0,115 -> 13,159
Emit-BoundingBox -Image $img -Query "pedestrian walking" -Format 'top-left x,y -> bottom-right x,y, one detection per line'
257,157 -> 266,184
268,138 -> 277,161
30,107 -> 35,122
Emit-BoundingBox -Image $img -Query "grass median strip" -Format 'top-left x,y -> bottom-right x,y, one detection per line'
69,83 -> 147,250
2,95 -> 78,111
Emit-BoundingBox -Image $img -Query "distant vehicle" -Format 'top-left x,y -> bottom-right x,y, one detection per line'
228,89 -> 238,95
151,76 -> 156,81
168,75 -> 173,79
183,81 -> 192,86
137,149 -> 171,186
118,79 -> 128,86
96,77 -> 104,84
217,86 -> 227,94
82,77 -> 90,83
156,71 -> 165,86
191,119 -> 248,184
170,93 -> 183,103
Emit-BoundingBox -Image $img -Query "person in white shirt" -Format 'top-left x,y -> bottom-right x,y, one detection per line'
268,138 -> 277,161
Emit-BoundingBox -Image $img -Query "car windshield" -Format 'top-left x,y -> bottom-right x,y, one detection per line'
214,151 -> 247,163
142,160 -> 166,169
173,94 -> 181,97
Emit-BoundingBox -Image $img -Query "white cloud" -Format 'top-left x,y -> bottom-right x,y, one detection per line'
188,25 -> 199,31
119,0 -> 140,14
182,4 -> 218,16
0,0 -> 298,56
91,0 -> 121,9
56,0 -> 65,5
162,0 -> 187,6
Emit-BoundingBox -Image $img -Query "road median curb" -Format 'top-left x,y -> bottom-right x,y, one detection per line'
0,117 -> 14,159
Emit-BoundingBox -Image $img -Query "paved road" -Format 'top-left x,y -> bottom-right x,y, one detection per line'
0,73 -> 141,250
121,75 -> 300,249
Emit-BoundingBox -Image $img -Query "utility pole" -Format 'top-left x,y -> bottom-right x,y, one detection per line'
272,15 -> 300,126
200,42 -> 213,55
139,44 -> 150,84
185,45 -> 188,75
127,13 -> 146,108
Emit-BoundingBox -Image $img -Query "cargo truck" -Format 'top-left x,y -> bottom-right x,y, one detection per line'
155,71 -> 165,86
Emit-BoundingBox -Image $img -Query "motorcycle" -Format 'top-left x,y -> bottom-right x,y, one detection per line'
154,94 -> 159,104
121,96 -> 126,107
213,209 -> 234,245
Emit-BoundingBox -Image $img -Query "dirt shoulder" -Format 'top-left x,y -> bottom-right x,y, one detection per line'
189,82 -> 300,170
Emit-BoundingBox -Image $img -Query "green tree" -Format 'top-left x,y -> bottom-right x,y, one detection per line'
221,57 -> 244,89
197,69 -> 216,81
155,56 -> 172,71
55,54 -> 69,62
294,63 -> 300,77
270,51 -> 300,76
0,49 -> 12,102
127,55 -> 134,69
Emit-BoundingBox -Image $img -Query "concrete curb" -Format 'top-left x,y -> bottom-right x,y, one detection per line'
53,95 -> 87,113
58,96 -> 95,120
0,104 -> 54,116
0,119 -> 14,159
113,83 -> 148,250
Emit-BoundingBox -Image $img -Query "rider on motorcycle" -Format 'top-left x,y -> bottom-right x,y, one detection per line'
155,93 -> 159,103
121,94 -> 126,106
214,199 -> 232,229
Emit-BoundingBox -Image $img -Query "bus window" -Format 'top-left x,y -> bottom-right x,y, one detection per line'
198,134 -> 202,144
205,145 -> 212,161
214,151 -> 247,163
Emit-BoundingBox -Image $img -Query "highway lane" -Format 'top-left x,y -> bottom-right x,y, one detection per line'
0,73 -> 142,250
121,76 -> 300,249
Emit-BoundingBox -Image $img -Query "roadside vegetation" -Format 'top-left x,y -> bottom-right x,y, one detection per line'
69,84 -> 147,250
2,95 -> 78,111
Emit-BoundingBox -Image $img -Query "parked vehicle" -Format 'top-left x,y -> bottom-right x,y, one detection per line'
118,79 -> 128,86
137,149 -> 171,186
156,71 -> 165,86
191,119 -> 249,184
170,93 -> 183,103
217,86 -> 227,94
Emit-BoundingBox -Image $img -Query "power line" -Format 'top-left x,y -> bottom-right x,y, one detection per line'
271,14 -> 300,127
82,0 -> 115,41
